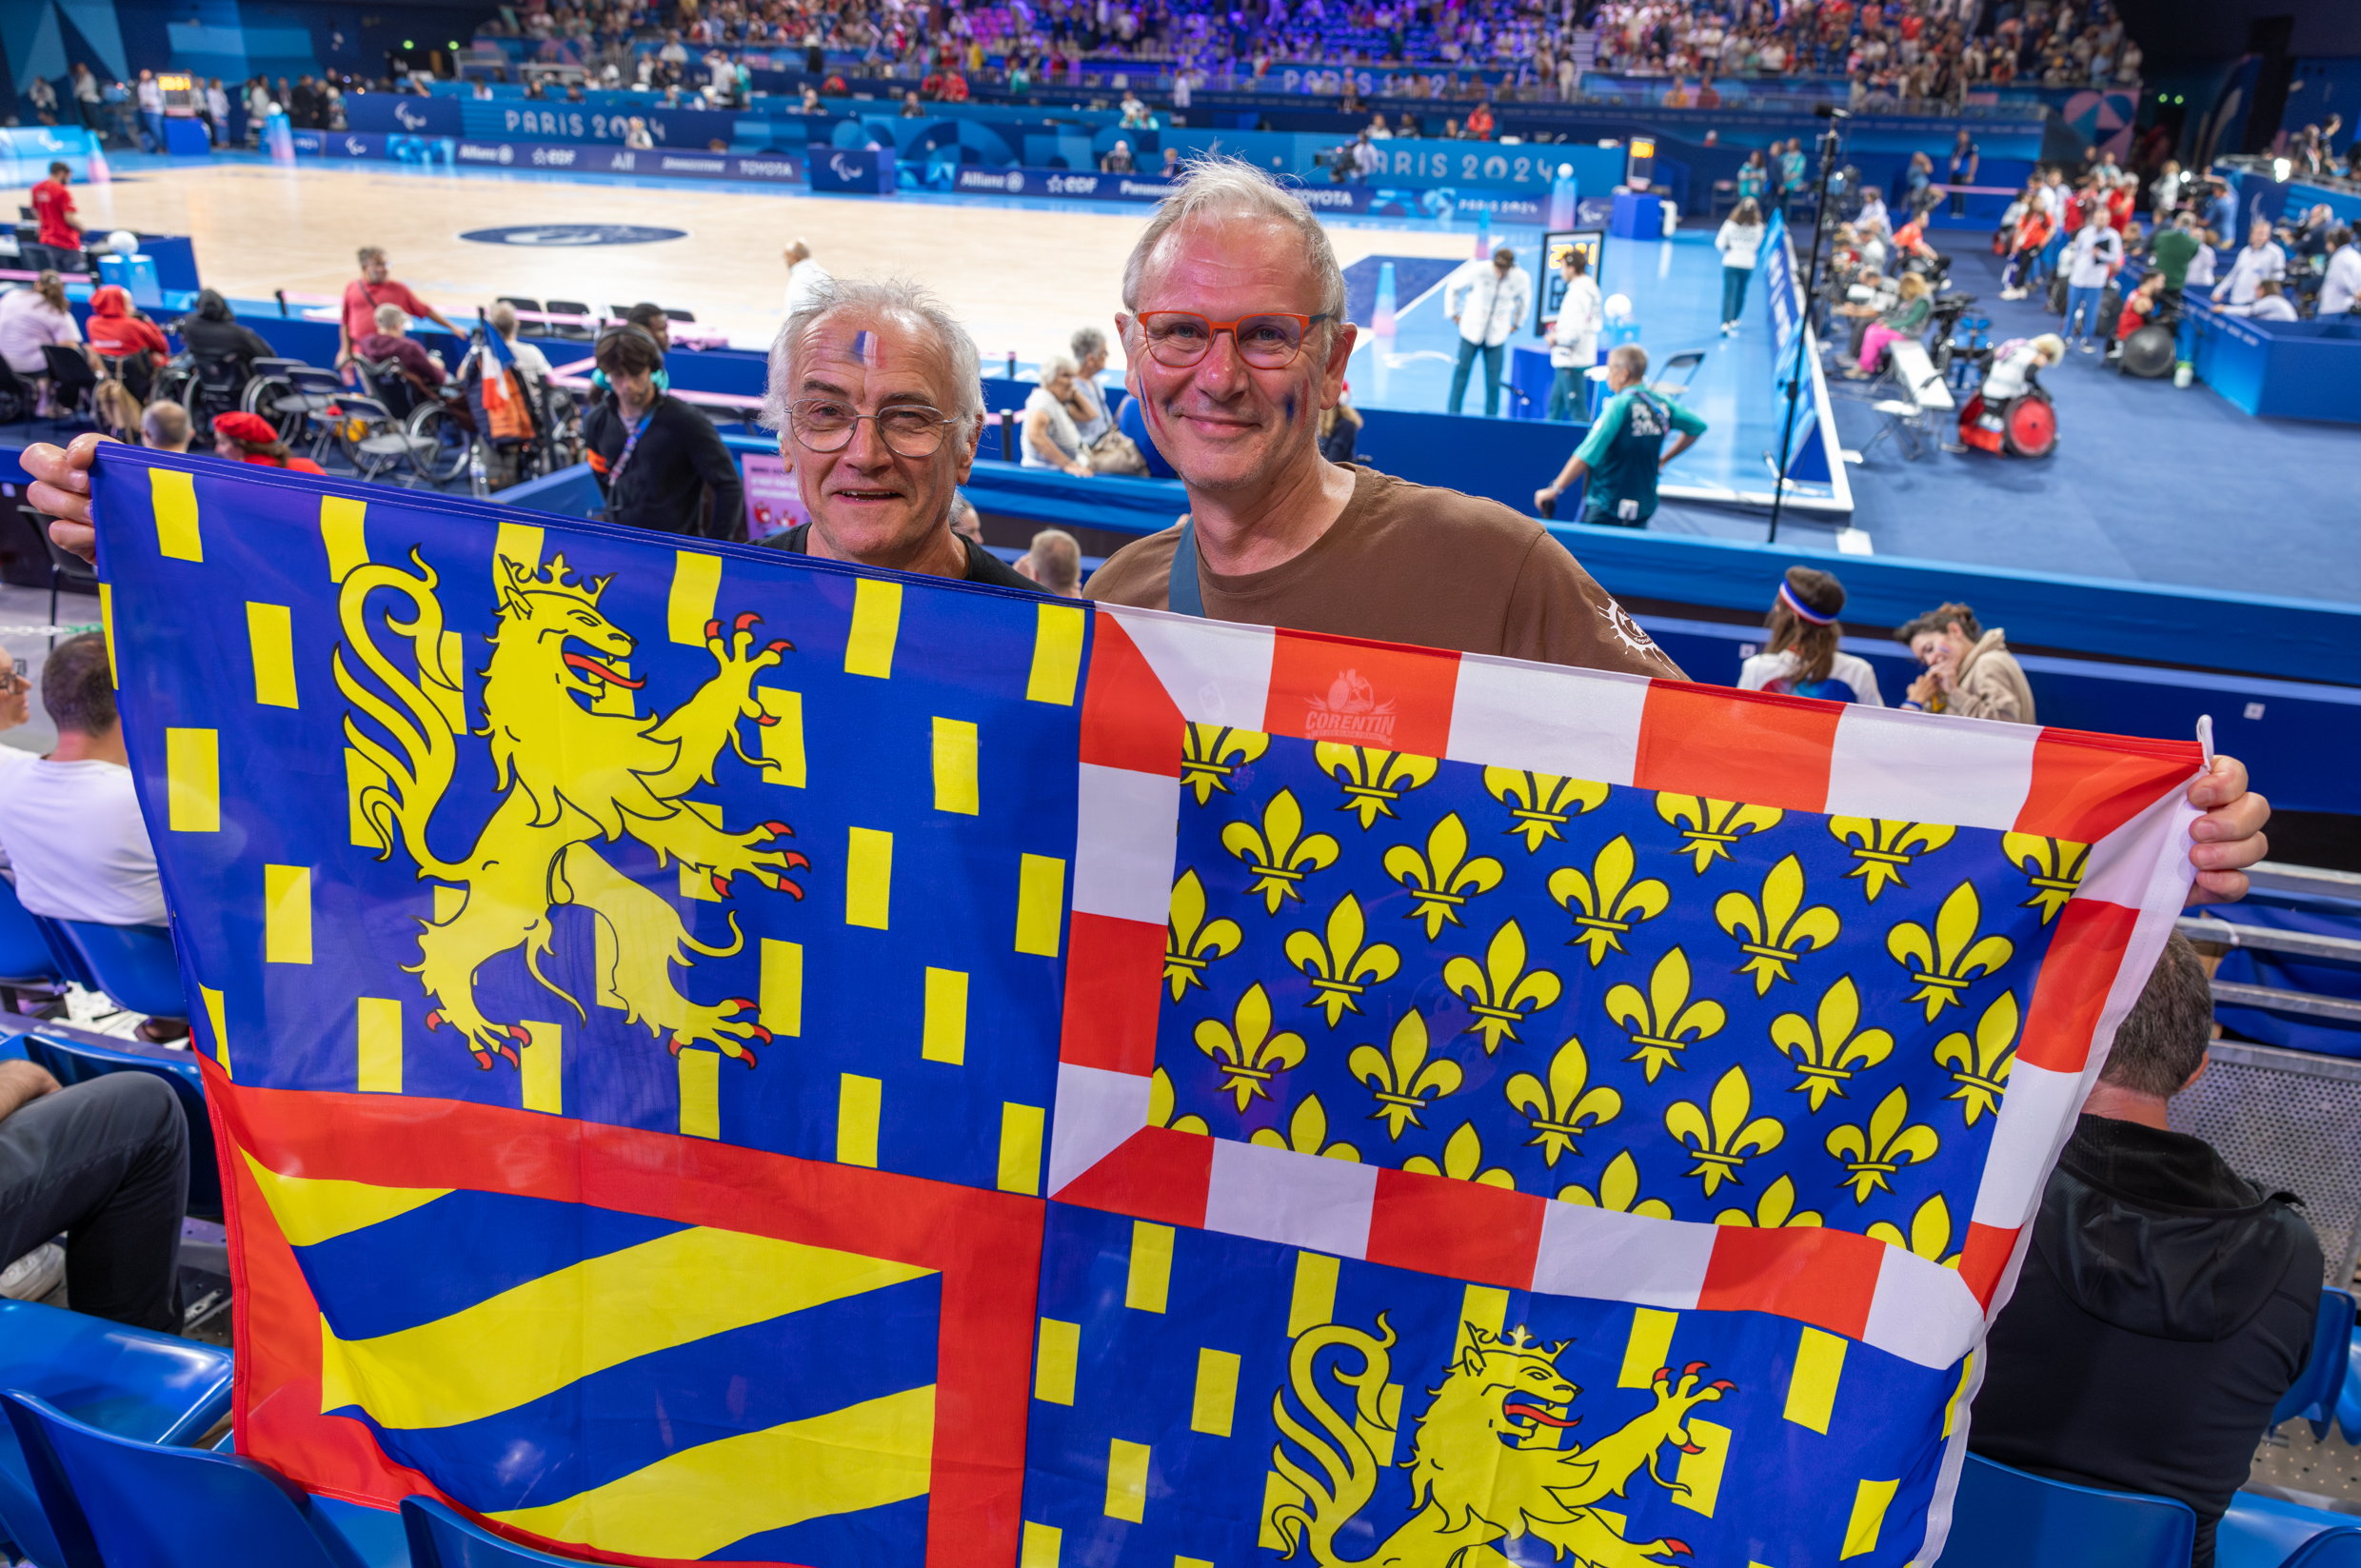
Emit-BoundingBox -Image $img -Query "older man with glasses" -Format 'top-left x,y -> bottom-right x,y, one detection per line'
758,276 -> 1035,588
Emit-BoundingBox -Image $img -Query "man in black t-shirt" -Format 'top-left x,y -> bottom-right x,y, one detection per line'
759,276 -> 1037,590
1970,932 -> 2323,1568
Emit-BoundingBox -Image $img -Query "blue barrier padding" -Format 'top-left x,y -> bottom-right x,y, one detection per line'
2181,298 -> 2361,425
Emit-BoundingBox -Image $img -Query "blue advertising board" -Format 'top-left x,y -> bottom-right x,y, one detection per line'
342,94 -> 465,136
806,143 -> 897,193
292,130 -> 803,185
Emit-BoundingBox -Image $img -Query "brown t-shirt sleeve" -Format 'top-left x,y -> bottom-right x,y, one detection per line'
1081,525 -> 1181,611
1500,530 -> 1688,680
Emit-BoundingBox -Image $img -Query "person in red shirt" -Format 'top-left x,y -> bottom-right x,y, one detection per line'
1999,198 -> 2053,299
2105,172 -> 2136,233
210,411 -> 327,473
1465,100 -> 1496,139
84,286 -> 170,398
337,246 -> 458,369
30,162 -> 81,258
942,69 -> 968,102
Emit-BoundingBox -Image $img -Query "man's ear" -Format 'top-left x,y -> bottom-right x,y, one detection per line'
1322,321 -> 1358,407
2180,1054 -> 2210,1095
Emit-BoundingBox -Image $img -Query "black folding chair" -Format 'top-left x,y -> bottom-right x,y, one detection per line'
39,345 -> 98,424
1648,350 -> 1707,402
543,299 -> 598,341
662,307 -> 696,322
497,295 -> 543,313
19,504 -> 99,647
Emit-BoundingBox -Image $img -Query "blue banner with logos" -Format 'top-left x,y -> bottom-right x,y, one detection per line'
293,130 -> 802,186
466,101 -> 746,149
342,94 -> 465,137
808,144 -> 897,193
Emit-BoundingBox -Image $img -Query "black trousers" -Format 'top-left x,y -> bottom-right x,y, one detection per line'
0,1074 -> 186,1330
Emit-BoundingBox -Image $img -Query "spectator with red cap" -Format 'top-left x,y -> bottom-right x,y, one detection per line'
210,411 -> 326,473
85,287 -> 170,400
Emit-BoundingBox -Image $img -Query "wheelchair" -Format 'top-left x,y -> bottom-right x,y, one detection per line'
149,353 -> 253,438
350,355 -> 475,486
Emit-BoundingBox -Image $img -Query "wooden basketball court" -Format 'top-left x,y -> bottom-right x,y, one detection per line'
65,160 -> 1479,357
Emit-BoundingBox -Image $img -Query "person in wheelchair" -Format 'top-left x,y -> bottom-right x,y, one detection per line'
173,288 -> 274,370
353,302 -> 446,413
1956,332 -> 2063,456
83,287 -> 169,402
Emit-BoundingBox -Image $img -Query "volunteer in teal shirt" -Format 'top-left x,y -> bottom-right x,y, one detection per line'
1533,344 -> 1707,527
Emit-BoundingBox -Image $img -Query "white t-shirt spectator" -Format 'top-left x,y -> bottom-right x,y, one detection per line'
0,290 -> 83,376
501,333 -> 553,385
0,758 -> 167,926
2213,241 -> 2287,306
2066,224 -> 2123,287
1549,273 -> 1602,367
1738,648 -> 1885,706
1715,218 -> 1765,270
2323,245 -> 2361,316
0,745 -> 32,878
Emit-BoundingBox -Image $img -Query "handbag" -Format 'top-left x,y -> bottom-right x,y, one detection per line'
1082,427 -> 1149,476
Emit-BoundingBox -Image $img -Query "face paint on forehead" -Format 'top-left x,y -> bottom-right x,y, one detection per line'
812,326 -> 887,371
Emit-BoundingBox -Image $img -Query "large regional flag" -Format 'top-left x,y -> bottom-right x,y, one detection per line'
91,447 -> 2206,1568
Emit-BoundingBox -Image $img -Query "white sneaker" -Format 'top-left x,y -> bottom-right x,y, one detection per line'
1,1241 -> 65,1302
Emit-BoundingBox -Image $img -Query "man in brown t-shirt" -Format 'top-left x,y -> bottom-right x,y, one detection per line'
1084,158 -> 1684,681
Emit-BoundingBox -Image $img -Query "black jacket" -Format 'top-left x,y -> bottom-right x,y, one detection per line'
584,393 -> 745,540
1970,1115 -> 2322,1568
175,314 -> 276,366
764,524 -> 1040,590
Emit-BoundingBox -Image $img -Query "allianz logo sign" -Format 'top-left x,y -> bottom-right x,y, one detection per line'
609,151 -> 638,170
456,142 -> 514,164
956,169 -> 1025,192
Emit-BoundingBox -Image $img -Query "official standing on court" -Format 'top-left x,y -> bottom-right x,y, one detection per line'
1533,344 -> 1703,527
1442,246 -> 1530,418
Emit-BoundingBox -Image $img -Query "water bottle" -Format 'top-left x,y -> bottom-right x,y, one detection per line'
1548,163 -> 1577,228
1373,260 -> 1398,337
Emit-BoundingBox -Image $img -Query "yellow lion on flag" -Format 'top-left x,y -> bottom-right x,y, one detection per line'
334,550 -> 804,1069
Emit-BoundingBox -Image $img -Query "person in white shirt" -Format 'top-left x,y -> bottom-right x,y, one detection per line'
0,635 -> 165,933
133,69 -> 163,150
1067,326 -> 1114,444
1714,197 -> 1766,334
2062,218 -> 2123,350
1546,248 -> 1603,420
204,78 -> 231,143
783,239 -> 833,317
2319,228 -> 2360,316
1737,566 -> 1883,705
2184,230 -> 2217,291
2212,220 -> 2287,308
485,302 -> 553,389
1855,189 -> 1892,246
2229,279 -> 2300,322
1444,247 -> 1532,417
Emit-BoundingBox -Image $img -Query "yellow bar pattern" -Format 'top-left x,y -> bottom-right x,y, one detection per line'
1288,1251 -> 1339,1338
844,578 -> 903,678
1260,1473 -> 1306,1549
1191,1348 -> 1240,1437
99,584 -> 117,686
679,1049 -> 721,1140
321,496 -> 368,581
1027,603 -> 1086,705
838,1073 -> 882,1166
668,549 -> 724,645
1034,1318 -> 1080,1404
846,827 -> 893,929
247,603 -> 297,707
999,1102 -> 1044,1196
487,1386 -> 935,1561
759,689 -> 805,785
494,522 -> 543,583
1015,854 -> 1066,957
1840,1479 -> 1899,1559
1105,1439 -> 1152,1523
264,865 -> 311,963
152,467 -> 202,561
520,1020 -> 563,1115
1942,1354 -> 1974,1439
1178,1558 -> 1214,1568
933,717 -> 981,815
1459,1283 -> 1509,1350
237,1150 -> 447,1247
1619,1307 -> 1679,1389
200,985 -> 229,1078
166,728 -> 220,833
321,1227 -> 934,1432
1673,1418 -> 1730,1518
1127,1221 -> 1175,1312
1022,1522 -> 1062,1568
356,997 -> 403,1093
921,967 -> 966,1063
1784,1327 -> 1848,1435
761,940 -> 803,1037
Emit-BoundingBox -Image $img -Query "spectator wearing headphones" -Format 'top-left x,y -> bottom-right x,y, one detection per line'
583,325 -> 744,539
1738,566 -> 1882,705
211,410 -> 326,473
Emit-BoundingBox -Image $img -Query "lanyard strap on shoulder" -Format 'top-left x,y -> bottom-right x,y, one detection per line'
1168,517 -> 1205,618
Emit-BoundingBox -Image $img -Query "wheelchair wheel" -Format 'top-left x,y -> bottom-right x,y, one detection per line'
405,401 -> 473,485
243,373 -> 301,442
2002,392 -> 2057,458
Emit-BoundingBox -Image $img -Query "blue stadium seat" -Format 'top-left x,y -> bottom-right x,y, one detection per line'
2218,1490 -> 2361,1568
1117,390 -> 1178,478
2273,1290 -> 2356,1440
0,1390 -> 372,1568
0,879 -> 63,1003
54,920 -> 188,1021
16,1027 -> 221,1217
404,1496 -> 587,1567
1933,1451 -> 2196,1568
29,918 -> 98,995
0,1302 -> 234,1568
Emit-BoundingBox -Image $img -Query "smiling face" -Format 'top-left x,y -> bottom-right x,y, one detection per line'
782,308 -> 977,568
1120,212 -> 1354,498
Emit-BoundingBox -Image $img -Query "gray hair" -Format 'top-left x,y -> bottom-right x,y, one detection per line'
1071,326 -> 1107,362
488,301 -> 519,336
761,275 -> 983,442
1121,156 -> 1348,326
1036,353 -> 1077,385
373,302 -> 407,330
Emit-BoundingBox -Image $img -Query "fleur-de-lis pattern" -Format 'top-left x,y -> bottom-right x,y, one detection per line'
1867,1193 -> 1962,1267
1220,788 -> 1341,915
1769,976 -> 1895,1111
1504,1038 -> 1622,1166
1349,1010 -> 1462,1140
1716,855 -> 1842,995
1828,818 -> 1956,901
1381,813 -> 1504,940
1485,769 -> 1611,851
1886,881 -> 2014,1022
1154,730 -> 2059,1236
1315,744 -> 1438,829
1546,834 -> 1670,965
1283,892 -> 1401,1027
1657,795 -> 1784,872
1163,869 -> 1243,1002
1180,723 -> 1270,807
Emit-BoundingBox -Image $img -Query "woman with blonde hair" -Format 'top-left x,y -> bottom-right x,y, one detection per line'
1738,566 -> 1882,705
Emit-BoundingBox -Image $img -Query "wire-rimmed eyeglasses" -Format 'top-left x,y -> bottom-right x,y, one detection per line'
786,398 -> 956,458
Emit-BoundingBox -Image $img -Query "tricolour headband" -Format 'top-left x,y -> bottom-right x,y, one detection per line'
1778,580 -> 1838,625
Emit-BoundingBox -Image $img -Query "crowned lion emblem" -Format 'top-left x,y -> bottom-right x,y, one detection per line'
333,550 -> 805,1069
